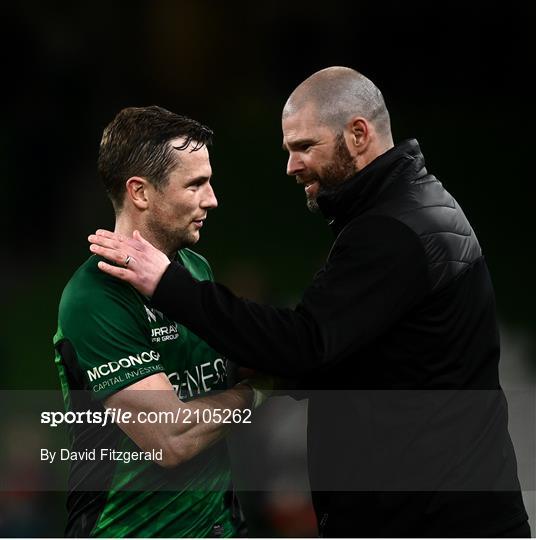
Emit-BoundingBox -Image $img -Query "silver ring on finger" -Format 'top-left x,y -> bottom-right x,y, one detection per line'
124,255 -> 132,267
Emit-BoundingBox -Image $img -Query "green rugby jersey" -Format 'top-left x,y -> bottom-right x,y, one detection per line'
53,249 -> 236,538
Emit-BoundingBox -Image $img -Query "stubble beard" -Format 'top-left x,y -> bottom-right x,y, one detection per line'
305,132 -> 358,213
146,217 -> 197,258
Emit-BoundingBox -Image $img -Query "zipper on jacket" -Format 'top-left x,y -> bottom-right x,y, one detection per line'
319,512 -> 329,537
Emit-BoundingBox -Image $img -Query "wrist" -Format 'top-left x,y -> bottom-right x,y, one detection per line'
238,377 -> 273,409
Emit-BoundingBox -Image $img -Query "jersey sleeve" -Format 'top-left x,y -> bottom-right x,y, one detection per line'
58,264 -> 166,400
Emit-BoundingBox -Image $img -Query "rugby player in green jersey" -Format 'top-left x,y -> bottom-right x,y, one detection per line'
54,106 -> 264,537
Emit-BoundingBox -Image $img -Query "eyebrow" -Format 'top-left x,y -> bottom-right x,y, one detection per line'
282,138 -> 317,151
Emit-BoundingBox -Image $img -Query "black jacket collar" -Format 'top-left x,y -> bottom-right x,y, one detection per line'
317,138 -> 426,235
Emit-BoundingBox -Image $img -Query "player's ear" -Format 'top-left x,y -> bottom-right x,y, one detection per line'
125,177 -> 150,210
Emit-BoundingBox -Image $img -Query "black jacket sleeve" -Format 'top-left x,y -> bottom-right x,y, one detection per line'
151,215 -> 429,377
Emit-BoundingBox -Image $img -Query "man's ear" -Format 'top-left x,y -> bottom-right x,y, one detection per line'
348,117 -> 370,151
125,177 -> 150,210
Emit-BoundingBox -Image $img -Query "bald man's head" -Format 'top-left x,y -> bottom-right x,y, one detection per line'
283,67 -> 392,140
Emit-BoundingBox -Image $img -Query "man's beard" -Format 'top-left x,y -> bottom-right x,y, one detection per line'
305,132 -> 358,213
146,217 -> 196,258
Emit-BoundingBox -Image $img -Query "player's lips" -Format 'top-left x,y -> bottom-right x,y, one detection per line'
192,216 -> 206,228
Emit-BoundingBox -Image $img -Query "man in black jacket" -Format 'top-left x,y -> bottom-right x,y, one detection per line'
89,67 -> 530,537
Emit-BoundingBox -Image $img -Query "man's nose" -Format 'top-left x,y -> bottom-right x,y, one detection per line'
287,153 -> 305,176
201,183 -> 218,209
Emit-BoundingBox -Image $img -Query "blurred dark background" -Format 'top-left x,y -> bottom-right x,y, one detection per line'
1,1 -> 534,537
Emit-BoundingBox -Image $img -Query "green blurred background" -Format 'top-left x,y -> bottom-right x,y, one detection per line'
1,1 -> 534,536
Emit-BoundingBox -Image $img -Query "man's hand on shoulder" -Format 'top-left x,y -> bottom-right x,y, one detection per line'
88,229 -> 170,297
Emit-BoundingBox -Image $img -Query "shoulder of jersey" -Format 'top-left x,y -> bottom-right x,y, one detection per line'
60,255 -> 136,310
181,247 -> 210,267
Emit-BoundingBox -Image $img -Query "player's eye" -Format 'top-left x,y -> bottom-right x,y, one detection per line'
187,181 -> 203,191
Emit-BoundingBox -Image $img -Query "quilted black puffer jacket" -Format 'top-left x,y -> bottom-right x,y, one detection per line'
153,139 -> 528,537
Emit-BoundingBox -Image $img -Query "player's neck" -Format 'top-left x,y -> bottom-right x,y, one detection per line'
114,217 -> 175,259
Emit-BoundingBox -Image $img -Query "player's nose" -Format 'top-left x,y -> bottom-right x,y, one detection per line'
201,183 -> 218,209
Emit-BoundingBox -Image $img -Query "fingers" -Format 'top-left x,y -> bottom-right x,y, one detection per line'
95,229 -> 122,241
88,234 -> 120,250
89,232 -> 144,252
97,260 -> 136,283
90,243 -> 129,266
97,258 -> 153,297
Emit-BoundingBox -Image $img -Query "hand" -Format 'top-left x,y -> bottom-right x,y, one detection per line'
238,373 -> 275,409
88,229 -> 170,297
